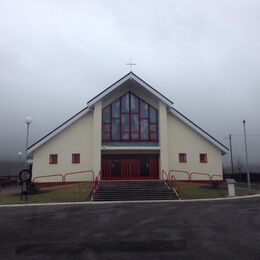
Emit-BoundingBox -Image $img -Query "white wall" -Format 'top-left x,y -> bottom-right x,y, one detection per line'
167,113 -> 223,181
32,112 -> 94,182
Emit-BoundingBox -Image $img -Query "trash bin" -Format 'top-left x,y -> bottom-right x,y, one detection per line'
225,178 -> 236,197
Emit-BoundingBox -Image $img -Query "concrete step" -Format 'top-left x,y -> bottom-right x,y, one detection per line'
92,180 -> 178,201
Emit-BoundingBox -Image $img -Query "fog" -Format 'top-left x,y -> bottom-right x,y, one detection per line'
0,0 -> 260,170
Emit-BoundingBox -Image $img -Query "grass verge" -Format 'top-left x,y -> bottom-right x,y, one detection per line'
168,181 -> 260,199
0,182 -> 92,205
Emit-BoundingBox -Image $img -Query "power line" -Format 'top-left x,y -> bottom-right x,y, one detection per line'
228,134 -> 260,137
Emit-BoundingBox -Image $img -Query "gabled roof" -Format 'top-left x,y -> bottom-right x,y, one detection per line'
169,108 -> 228,154
28,72 -> 228,155
87,71 -> 173,108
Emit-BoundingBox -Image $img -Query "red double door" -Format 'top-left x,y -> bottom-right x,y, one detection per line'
101,155 -> 159,180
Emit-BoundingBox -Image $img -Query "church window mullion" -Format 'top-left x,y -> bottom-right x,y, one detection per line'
138,98 -> 141,142
119,96 -> 122,141
128,92 -> 132,141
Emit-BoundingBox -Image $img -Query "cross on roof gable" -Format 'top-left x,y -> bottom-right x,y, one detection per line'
87,72 -> 173,108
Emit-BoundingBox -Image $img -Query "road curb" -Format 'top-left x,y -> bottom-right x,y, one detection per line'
0,194 -> 260,208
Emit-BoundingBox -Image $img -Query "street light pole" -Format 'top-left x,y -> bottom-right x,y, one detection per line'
25,116 -> 32,168
243,120 -> 251,193
228,134 -> 234,174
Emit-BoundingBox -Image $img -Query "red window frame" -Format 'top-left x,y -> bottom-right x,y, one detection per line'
179,153 -> 187,163
200,153 -> 208,163
72,153 -> 80,164
49,154 -> 58,164
102,91 -> 158,142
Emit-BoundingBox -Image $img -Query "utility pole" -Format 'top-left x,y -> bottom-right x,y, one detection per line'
243,120 -> 251,193
25,116 -> 32,168
229,134 -> 234,174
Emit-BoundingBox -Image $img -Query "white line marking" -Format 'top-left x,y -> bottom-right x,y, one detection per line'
0,194 -> 260,208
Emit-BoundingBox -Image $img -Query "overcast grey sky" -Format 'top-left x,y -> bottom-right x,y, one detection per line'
0,0 -> 260,170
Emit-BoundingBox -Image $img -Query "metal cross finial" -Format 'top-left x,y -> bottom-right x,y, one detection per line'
126,58 -> 136,72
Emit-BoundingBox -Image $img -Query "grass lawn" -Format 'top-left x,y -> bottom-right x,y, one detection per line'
0,182 -> 92,205
168,181 -> 260,199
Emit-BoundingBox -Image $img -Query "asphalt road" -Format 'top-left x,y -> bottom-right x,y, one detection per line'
0,198 -> 260,260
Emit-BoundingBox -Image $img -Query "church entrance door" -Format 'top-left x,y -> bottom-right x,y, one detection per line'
101,154 -> 159,180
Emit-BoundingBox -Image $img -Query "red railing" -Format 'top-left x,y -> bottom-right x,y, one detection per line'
33,173 -> 64,183
168,169 -> 190,181
88,171 -> 101,201
162,170 -> 181,199
190,171 -> 211,181
167,169 -> 223,182
32,170 -> 95,184
64,170 -> 95,182
170,174 -> 181,198
162,170 -> 169,180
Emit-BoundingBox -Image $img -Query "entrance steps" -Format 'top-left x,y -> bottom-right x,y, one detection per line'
92,180 -> 178,201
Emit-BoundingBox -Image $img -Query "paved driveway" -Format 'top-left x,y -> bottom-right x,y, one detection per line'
0,198 -> 260,259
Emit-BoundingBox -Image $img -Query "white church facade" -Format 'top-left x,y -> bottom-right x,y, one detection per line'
28,72 -> 228,184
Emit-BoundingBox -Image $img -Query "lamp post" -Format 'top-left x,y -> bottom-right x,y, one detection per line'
18,152 -> 22,161
25,116 -> 32,168
243,120 -> 251,193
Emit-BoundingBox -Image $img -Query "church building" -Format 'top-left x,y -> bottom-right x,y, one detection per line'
28,72 -> 228,184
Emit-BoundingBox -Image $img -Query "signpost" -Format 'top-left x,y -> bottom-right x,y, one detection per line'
19,169 -> 32,201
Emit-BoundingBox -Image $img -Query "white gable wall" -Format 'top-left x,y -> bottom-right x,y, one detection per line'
167,113 -> 223,181
32,112 -> 94,182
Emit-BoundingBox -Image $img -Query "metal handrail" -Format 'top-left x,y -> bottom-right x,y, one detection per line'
170,174 -> 181,198
33,170 -> 95,185
161,170 -> 181,199
190,171 -> 211,180
88,171 -> 101,201
64,170 -> 95,182
33,174 -> 64,183
168,169 -> 190,180
162,170 -> 169,180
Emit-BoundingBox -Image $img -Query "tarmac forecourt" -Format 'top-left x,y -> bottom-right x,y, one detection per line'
0,197 -> 259,259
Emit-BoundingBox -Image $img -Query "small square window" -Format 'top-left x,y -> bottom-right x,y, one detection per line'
200,153 -> 207,163
49,154 -> 58,164
72,153 -> 80,164
179,153 -> 187,163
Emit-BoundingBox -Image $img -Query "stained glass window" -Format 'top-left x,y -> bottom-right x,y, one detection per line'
121,93 -> 129,112
121,114 -> 129,131
112,119 -> 120,140
102,92 -> 158,142
140,119 -> 149,139
112,100 -> 120,117
140,101 -> 148,118
130,94 -> 139,112
150,107 -> 157,123
131,114 -> 139,131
